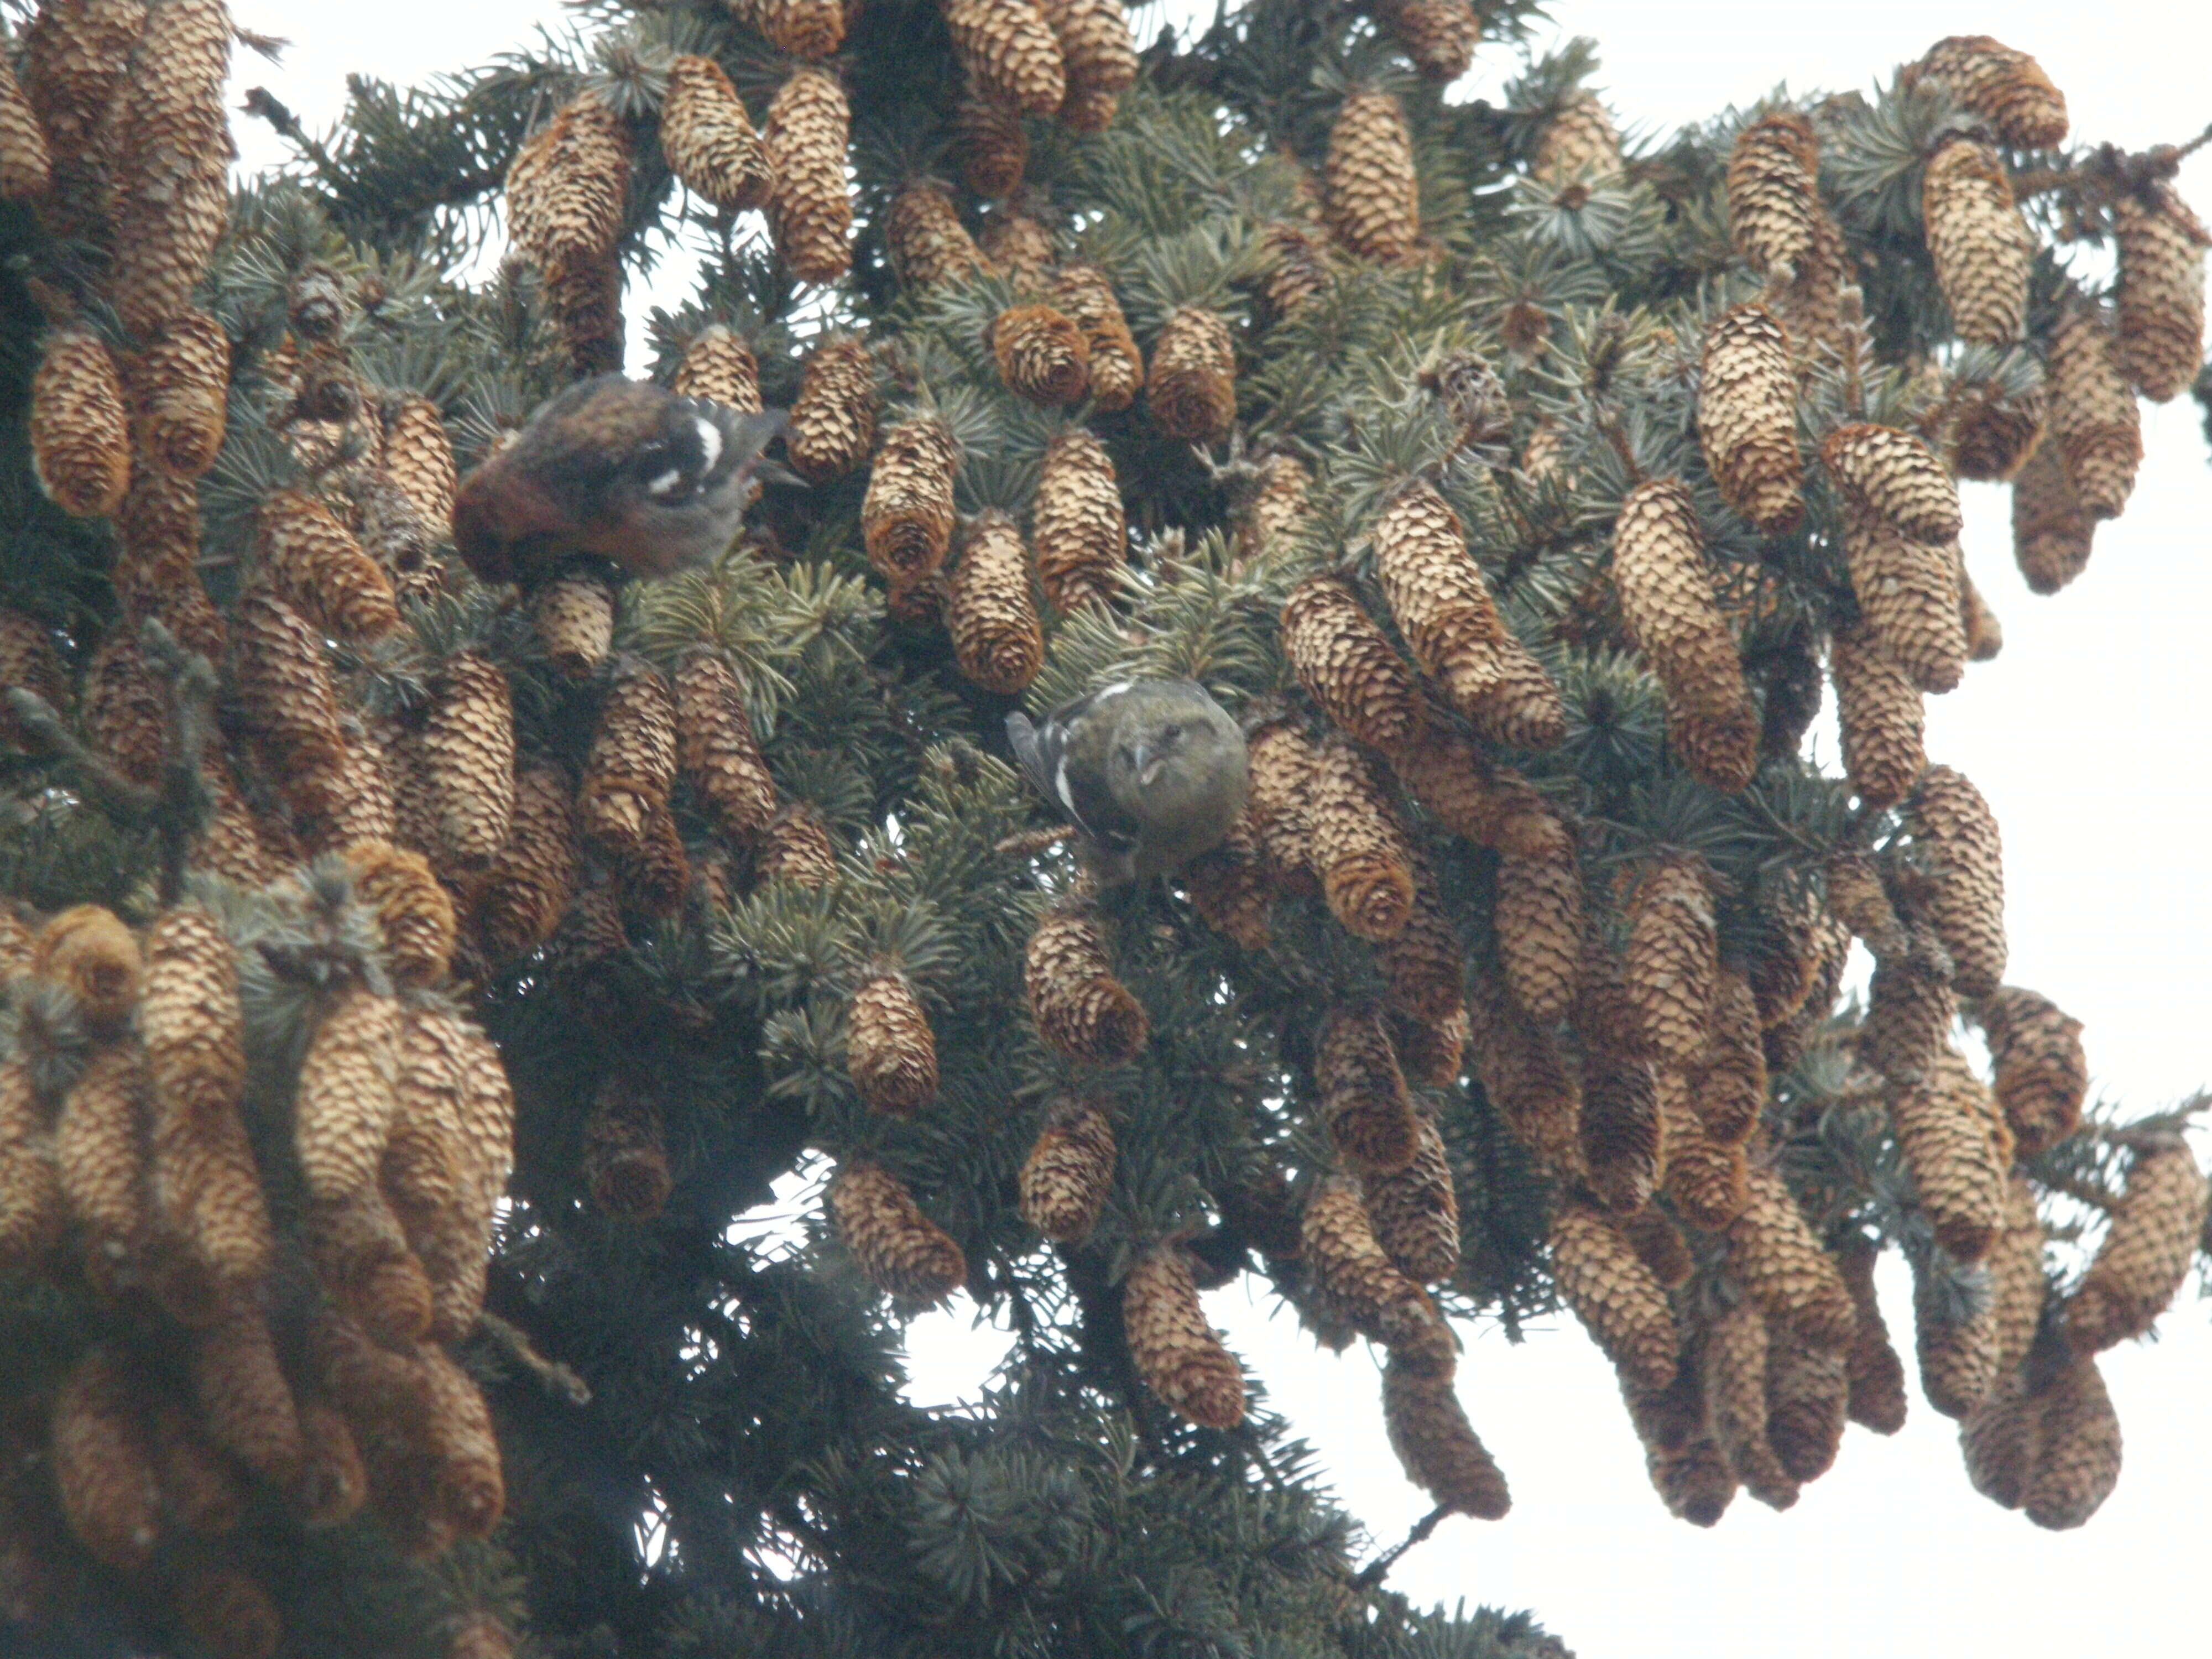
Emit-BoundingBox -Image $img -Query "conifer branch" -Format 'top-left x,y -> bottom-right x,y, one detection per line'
1350,1502 -> 1450,1589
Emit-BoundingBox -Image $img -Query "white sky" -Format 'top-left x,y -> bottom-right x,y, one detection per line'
226,4 -> 2212,1653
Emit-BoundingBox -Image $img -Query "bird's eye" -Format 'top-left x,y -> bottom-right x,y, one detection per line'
1161,723 -> 1182,743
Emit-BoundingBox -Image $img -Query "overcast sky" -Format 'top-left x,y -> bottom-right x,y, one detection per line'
227,4 -> 2210,1653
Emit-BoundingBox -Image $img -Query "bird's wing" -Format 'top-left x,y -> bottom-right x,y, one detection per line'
1008,688 -> 1144,854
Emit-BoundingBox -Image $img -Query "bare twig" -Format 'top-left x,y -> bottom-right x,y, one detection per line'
1351,1502 -> 1451,1590
478,1311 -> 593,1406
3,688 -> 160,822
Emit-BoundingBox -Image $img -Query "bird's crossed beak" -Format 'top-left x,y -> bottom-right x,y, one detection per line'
1133,742 -> 1165,788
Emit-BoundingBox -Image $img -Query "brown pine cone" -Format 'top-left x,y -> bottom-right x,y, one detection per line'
0,46 -> 53,201
1309,734 -> 1416,942
421,650 -> 517,865
947,509 -> 1045,694
660,54 -> 771,213
1,1058 -> 65,1268
126,308 -> 229,480
1371,481 -> 1505,704
476,767 -> 583,962
942,0 -> 1066,118
1976,985 -> 2087,1157
1551,1198 -> 1678,1390
1031,425 -> 1126,613
259,488 -> 403,645
862,415 -> 958,585
2008,437 -> 2094,593
2115,184 -> 2209,402
1625,855 -> 1718,1066
1361,1115 -> 1460,1283
1301,1175 -> 1443,1348
1279,575 -> 1426,753
30,326 -> 132,518
1324,86 -> 1420,263
1244,719 -> 1321,891
1887,1065 -> 2008,1264
1907,764 -> 2005,998
672,324 -> 765,413
1047,265 -> 1142,411
1370,0 -> 1481,82
1820,422 -> 1963,543
1316,1004 -> 1421,1176
1018,1097 -> 1115,1243
992,303 -> 1091,406
1183,815 -> 1272,949
675,649 -> 778,844
1146,306 -> 1237,445
1922,135 -> 2033,346
1531,91 -> 1621,186
730,0 -> 847,58
1726,111 -> 1822,279
1702,1296 -> 1799,1510
1834,1235 -> 1910,1434
1580,1055 -> 1662,1214
1836,499 -> 1966,696
50,1347 -> 161,1571
1696,303 -> 1802,531
1040,0 -> 1137,130
1383,1352 -> 1511,1518
1025,905 -> 1147,1065
1910,36 -> 2068,149
1122,1243 -> 1245,1428
2046,299 -> 2142,521
505,95 -> 629,272
2022,1349 -> 2122,1530
764,66 -> 854,284
1495,850 -> 1585,1025
886,181 -> 989,291
954,92 -> 1027,199
847,970 -> 939,1116
1727,1166 -> 1855,1353
1829,622 -> 1925,809
789,337 -> 878,482
2062,1143 -> 2209,1354
1465,971 -> 1585,1177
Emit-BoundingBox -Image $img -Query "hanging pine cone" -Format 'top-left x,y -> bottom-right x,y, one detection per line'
0,47 -> 52,201
542,248 -> 625,379
259,488 -> 403,645
1234,450 -> 1313,564
979,208 -> 1054,280
886,181 -> 988,291
2062,1143 -> 2209,1354
420,649 -> 517,865
675,649 -> 777,844
476,766 -> 582,962
1835,498 -> 1966,695
955,92 -> 1027,198
1025,905 -> 1148,1065
1018,1097 -> 1115,1243
673,325 -> 764,417
107,0 -> 232,340
1977,986 -> 2086,1157
1948,376 -> 2046,482
505,95 -> 629,273
1910,36 -> 2068,149
846,970 -> 938,1116
1324,87 -> 1420,264
1122,1244 -> 1245,1430
1624,855 -> 1717,1067
1465,972 -> 1585,1177
1046,265 -> 1142,413
1031,425 -> 1126,614
660,54 -> 771,212
51,1347 -> 161,1571
1361,1116 -> 1459,1283
1243,719 -> 1319,891
1278,575 -> 1425,753
862,416 -> 959,586
992,303 -> 1091,406
531,570 -> 617,679
1829,622 -> 1925,809
1146,306 -> 1237,446
1040,0 -> 1137,131
55,1041 -> 149,1283
1370,0 -> 1481,82
19,0 -> 144,234
1727,1167 -> 1856,1353
1579,1055 -> 1662,1214
580,656 -> 677,862
1531,90 -> 1621,185
1315,1004 -> 1420,1176
2022,1347 -> 2122,1530
1184,816 -> 1272,949
383,395 -> 458,530
0,1056 -> 62,1268
2008,437 -> 2093,593
764,66 -> 853,284
758,802 -> 839,888
1820,422 -> 1963,544
2045,299 -> 2142,521
1835,1237 -> 1909,1434
729,0 -> 846,57
788,337 -> 878,482
1907,765 -> 2005,998
31,326 -> 132,518
830,1159 -> 967,1302
1703,1296 -> 1799,1510
1370,480 -> 1501,703
1887,1066 -> 2007,1264
1300,1176 -> 1440,1347
126,309 -> 229,481
2114,185 -> 2208,402
1551,1199 -> 1679,1390
947,510 -> 1045,695
1495,851 -> 1585,1026
1383,1352 -> 1511,1518
582,1073 -> 672,1221
1697,304 -> 1803,532
343,839 -> 455,989
941,0 -> 1066,118
1726,111 -> 1822,278
1692,967 -> 1768,1147
1309,734 -> 1416,942
1253,220 -> 1334,324
1921,135 -> 2033,347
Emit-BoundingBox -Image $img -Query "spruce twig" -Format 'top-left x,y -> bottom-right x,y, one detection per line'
478,1311 -> 594,1406
1350,1502 -> 1450,1589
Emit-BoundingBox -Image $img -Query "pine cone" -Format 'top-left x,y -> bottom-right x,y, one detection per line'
2046,299 -> 2142,521
1324,87 -> 1420,263
846,970 -> 938,1116
295,985 -> 404,1205
34,904 -> 143,1032
1829,622 -> 1924,809
1301,1175 -> 1442,1348
1702,1296 -> 1799,1510
382,395 -> 458,529
1726,111 -> 1822,279
661,54 -> 771,212
1371,481 -> 1504,703
1376,861 -> 1462,1025
542,247 -> 625,378
1911,36 -> 2068,149
730,0 -> 846,58
51,1347 -> 160,1571
1025,905 -> 1148,1065
758,802 -> 840,888
1278,575 -> 1425,753
2063,1143 -> 2209,1354
1921,135 -> 2033,347
1370,0 -> 1481,82
1728,1166 -> 1855,1353
1040,0 -> 1137,130
1495,850 -> 1585,1025
1860,937 -> 1954,1088
306,1184 -> 434,1348
1834,1236 -> 1909,1434
1244,719 -> 1320,891
1887,1066 -> 2007,1264
1644,1434 -> 1738,1528
1610,479 -> 1757,781
530,570 -> 617,679
1531,91 -> 1621,185
1579,1055 -> 1662,1214
954,92 -> 1027,198
1551,1198 -> 1679,1390
1820,422 -> 1962,543
1959,1368 -> 2033,1508
1383,1352 -> 1511,1517
1183,815 -> 1272,949
2008,437 -> 2094,593
0,1060 -> 64,1269
1985,1175 -> 2047,1378
1031,425 -> 1126,613
126,308 -> 229,480
1145,306 -> 1237,445
764,66 -> 853,284
30,326 -> 132,518
1623,855 -> 1717,1066
345,840 -> 455,988
673,324 -> 764,416
2022,1349 -> 2122,1530
1048,265 -> 1143,411
1465,971 -> 1585,1177
421,650 -> 517,865
992,302 -> 1091,405
0,47 -> 53,201
505,95 -> 629,272
675,648 -> 778,844
1234,451 -> 1312,562
582,1073 -> 672,1220
107,1 -> 232,339
476,766 -> 582,962
1976,985 -> 2086,1157
259,488 -> 403,645
947,509 -> 1045,695
2115,185 -> 2208,402
146,1401 -> 245,1537
292,1401 -> 368,1529
1948,377 -> 2046,482
1123,1243 -> 1245,1429
55,1041 -> 148,1281
581,656 -> 678,862
1692,967 -> 1768,1147
979,208 -> 1055,280
1392,728 -> 1564,858
827,1160 -> 963,1301
886,181 -> 988,290
192,1305 -> 305,1486
1316,1004 -> 1421,1176
1254,220 -> 1335,324
1019,1096 -> 1115,1243
860,416 -> 958,587
1907,765 -> 2005,998
1309,734 -> 1416,942
1835,498 -> 1966,695
789,336 -> 878,481
1361,1115 -> 1460,1283
941,0 -> 1066,118
418,1344 -> 506,1538
1696,304 -> 1803,532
